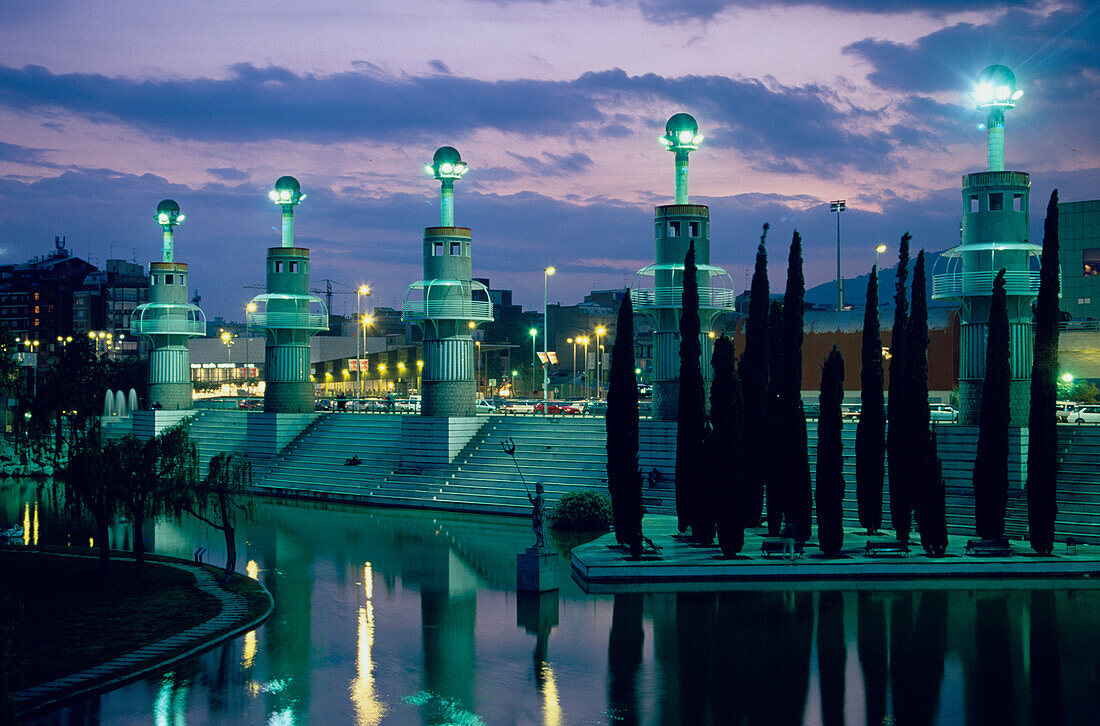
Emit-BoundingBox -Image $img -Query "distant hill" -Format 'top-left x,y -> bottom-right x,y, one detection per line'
805,248 -> 956,310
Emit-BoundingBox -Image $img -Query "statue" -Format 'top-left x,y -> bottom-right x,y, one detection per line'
528,480 -> 546,549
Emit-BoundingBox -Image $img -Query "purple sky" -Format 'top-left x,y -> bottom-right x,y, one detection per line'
0,0 -> 1096,319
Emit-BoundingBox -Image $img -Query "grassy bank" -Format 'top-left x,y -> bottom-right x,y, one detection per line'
1,548 -> 264,693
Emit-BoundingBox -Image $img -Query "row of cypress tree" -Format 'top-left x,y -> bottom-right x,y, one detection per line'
607,191 -> 1061,556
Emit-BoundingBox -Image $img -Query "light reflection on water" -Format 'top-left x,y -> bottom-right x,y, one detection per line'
4,478 -> 1100,726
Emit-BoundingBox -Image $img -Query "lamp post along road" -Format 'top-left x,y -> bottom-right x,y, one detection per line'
580,336 -> 590,400
529,329 -> 538,399
568,337 -> 576,399
595,326 -> 606,399
543,266 -> 555,401
831,199 -> 846,311
357,285 -> 371,398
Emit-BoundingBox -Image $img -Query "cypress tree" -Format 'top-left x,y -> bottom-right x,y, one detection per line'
910,250 -> 947,555
1028,190 -> 1060,555
675,241 -> 708,540
782,230 -> 813,542
764,299 -> 785,535
887,233 -> 912,542
711,335 -> 746,556
974,270 -> 1011,540
606,292 -> 644,556
741,224 -> 771,525
856,265 -> 886,534
817,346 -> 846,557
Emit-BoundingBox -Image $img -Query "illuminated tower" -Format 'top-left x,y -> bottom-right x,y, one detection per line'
248,176 -> 328,414
131,199 -> 206,410
933,66 -> 1038,425
632,114 -> 735,420
403,147 -> 493,417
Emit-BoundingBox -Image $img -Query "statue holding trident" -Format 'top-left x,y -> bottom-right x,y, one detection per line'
502,438 -> 546,550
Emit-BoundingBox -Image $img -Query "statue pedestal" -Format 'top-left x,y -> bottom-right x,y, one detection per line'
516,547 -> 558,592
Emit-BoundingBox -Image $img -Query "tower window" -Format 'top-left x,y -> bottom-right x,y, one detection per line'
989,193 -> 1004,211
668,221 -> 681,237
274,261 -> 283,273
689,221 -> 700,237
433,242 -> 443,256
451,242 -> 461,255
152,275 -> 159,286
179,275 -> 186,285
165,274 -> 174,285
969,196 -> 979,213
1013,194 -> 1024,212
289,261 -> 298,273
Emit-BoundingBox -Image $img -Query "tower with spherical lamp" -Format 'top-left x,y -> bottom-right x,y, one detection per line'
403,147 -> 492,417
632,114 -> 736,420
131,199 -> 207,412
248,176 -> 329,413
933,65 -> 1038,425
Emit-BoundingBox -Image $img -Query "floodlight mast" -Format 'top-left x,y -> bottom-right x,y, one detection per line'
974,64 -> 1022,172
426,146 -> 468,226
660,113 -> 703,204
155,199 -> 184,263
269,176 -> 306,247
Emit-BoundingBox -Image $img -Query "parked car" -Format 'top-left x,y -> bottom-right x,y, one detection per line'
583,400 -> 608,416
395,396 -> 421,413
1070,405 -> 1100,424
929,404 -> 959,423
840,403 -> 862,421
534,401 -> 580,415
475,399 -> 496,414
315,398 -> 333,412
238,398 -> 262,410
502,400 -> 535,414
1056,401 -> 1078,422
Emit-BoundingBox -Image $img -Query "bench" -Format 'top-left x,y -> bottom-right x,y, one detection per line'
965,538 -> 1013,556
865,540 -> 909,557
761,538 -> 803,559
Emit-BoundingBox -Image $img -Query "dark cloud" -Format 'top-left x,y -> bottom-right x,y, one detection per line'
0,141 -> 60,168
598,123 -> 632,138
206,166 -> 249,181
427,60 -> 452,74
506,151 -> 594,175
0,63 -> 604,143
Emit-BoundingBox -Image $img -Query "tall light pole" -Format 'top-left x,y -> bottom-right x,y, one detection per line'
875,244 -> 887,269
245,302 -> 256,382
567,337 -> 576,399
595,326 -> 606,399
529,328 -> 538,399
475,340 -> 481,398
357,285 -> 371,398
830,199 -> 846,311
543,266 -> 555,402
580,336 -> 590,399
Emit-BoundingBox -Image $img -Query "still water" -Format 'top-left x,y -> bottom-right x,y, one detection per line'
4,479 -> 1099,726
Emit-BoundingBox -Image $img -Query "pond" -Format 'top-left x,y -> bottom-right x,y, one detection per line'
3,479 -> 1098,725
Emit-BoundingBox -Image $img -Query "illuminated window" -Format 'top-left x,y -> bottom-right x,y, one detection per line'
1084,249 -> 1100,277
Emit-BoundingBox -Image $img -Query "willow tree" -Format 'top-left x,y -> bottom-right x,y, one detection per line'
856,265 -> 886,534
1028,190 -> 1061,555
741,224 -> 771,525
606,293 -> 644,557
675,241 -> 708,540
177,453 -> 255,582
817,347 -> 846,557
974,270 -> 1011,539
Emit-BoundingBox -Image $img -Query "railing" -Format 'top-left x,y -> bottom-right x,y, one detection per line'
131,318 -> 207,336
631,287 -> 737,310
932,270 -> 1040,299
402,299 -> 493,321
1060,320 -> 1100,331
248,311 -> 328,330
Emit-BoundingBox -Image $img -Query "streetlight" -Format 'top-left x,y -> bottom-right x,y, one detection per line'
830,199 -> 846,311
875,244 -> 887,270
269,176 -> 306,248
475,340 -> 481,398
543,266 -> 555,402
529,328 -> 538,399
567,337 -> 576,399
220,330 -> 235,381
245,302 -> 257,381
595,326 -> 606,399
579,336 -> 590,399
356,285 -> 371,398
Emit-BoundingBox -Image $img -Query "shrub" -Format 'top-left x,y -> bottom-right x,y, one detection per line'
550,490 -> 613,531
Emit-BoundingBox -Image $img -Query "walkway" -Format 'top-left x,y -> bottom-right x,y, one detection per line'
13,553 -> 272,719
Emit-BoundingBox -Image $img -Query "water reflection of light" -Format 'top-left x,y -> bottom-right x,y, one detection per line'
540,662 -> 562,726
22,502 -> 29,546
247,559 -> 259,580
32,503 -> 38,545
153,673 -> 188,726
363,562 -> 373,600
350,601 -> 385,723
241,560 -> 260,668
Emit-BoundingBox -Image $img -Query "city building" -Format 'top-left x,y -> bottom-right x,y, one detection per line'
1058,198 -> 1100,320
0,236 -> 96,352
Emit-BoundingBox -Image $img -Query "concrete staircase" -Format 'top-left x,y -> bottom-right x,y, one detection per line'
187,410 -> 251,475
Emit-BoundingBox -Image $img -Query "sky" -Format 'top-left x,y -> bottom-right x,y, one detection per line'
0,0 -> 1097,320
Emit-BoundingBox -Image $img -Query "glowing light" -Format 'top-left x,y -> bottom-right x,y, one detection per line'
363,562 -> 373,600
350,601 -> 385,724
32,503 -> 38,546
1011,89 -> 1024,100
544,266 -> 556,276
358,285 -> 371,296
280,190 -> 292,201
269,191 -> 280,202
247,560 -> 259,579
158,213 -> 169,224
242,629 -> 257,669
1062,373 -> 1074,383
876,244 -> 887,254
439,162 -> 453,174
22,502 -> 30,546
996,85 -> 1011,101
540,662 -> 562,726
678,130 -> 693,143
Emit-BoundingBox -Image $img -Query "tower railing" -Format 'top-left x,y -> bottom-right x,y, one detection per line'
130,303 -> 207,337
402,279 -> 493,322
631,287 -> 738,310
247,293 -> 328,331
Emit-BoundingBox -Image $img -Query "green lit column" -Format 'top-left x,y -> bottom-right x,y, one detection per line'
250,176 -> 328,414
934,66 -> 1036,425
403,148 -> 492,417
633,114 -> 735,420
131,200 -> 206,410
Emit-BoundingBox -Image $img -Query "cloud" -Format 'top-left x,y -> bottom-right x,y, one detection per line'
505,151 -> 595,176
0,141 -> 60,168
206,166 -> 249,181
427,60 -> 452,74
